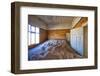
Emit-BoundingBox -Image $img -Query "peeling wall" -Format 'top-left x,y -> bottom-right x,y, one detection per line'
70,17 -> 88,56
70,27 -> 84,55
48,23 -> 72,30
48,29 -> 70,40
40,28 -> 48,43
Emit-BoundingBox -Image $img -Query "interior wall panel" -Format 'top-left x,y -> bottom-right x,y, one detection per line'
70,27 -> 83,55
40,28 -> 48,43
48,29 -> 70,40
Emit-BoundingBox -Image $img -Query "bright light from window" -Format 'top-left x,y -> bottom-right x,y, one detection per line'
36,27 -> 39,33
28,32 -> 31,45
28,25 -> 40,45
31,33 -> 35,44
36,33 -> 39,43
31,26 -> 35,32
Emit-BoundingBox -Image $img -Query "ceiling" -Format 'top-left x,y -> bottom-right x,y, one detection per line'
28,15 -> 81,29
30,15 -> 75,25
35,15 -> 74,25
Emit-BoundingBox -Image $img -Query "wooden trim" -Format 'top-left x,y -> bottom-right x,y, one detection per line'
11,3 -> 15,73
73,17 -> 88,29
11,2 -> 21,73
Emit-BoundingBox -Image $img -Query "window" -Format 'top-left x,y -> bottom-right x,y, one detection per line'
28,25 -> 40,45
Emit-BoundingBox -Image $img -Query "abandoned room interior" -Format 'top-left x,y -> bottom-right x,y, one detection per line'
28,15 -> 88,61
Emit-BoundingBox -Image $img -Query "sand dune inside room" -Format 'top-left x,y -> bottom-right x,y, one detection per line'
28,15 -> 88,61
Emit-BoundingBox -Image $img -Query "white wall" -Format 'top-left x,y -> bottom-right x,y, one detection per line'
70,27 -> 83,55
0,0 -> 100,76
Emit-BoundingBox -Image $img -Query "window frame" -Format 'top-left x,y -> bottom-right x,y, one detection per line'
28,24 -> 40,45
